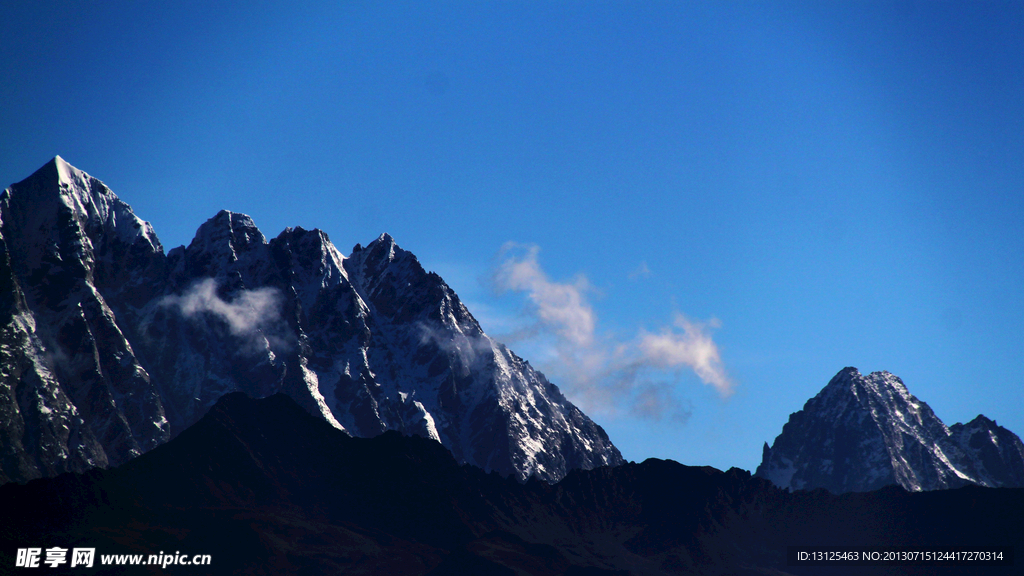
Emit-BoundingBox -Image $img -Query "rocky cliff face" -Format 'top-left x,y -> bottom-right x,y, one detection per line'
0,157 -> 622,485
0,157 -> 167,484
949,414 -> 1024,488
756,367 -> 1024,492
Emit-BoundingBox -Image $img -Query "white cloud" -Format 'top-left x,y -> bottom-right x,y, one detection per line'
160,279 -> 285,348
637,314 -> 734,398
492,244 -> 733,421
494,243 -> 595,349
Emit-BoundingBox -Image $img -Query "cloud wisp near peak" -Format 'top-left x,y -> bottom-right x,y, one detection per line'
492,243 -> 734,422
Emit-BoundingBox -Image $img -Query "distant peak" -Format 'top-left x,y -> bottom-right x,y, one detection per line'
189,210 -> 266,254
966,414 -> 996,427
283,225 -> 330,240
49,155 -> 69,170
20,155 -> 88,189
824,367 -> 861,389
51,155 -> 87,184
273,226 -> 336,254
209,210 -> 259,229
824,367 -> 909,396
867,371 -> 908,393
364,232 -> 401,262
11,156 -> 100,206
4,156 -> 163,259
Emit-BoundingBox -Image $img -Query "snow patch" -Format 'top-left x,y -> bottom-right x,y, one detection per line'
412,401 -> 441,442
300,362 -> 346,432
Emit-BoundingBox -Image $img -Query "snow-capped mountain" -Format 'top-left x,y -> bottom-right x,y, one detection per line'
0,156 -> 622,485
755,367 -> 1024,493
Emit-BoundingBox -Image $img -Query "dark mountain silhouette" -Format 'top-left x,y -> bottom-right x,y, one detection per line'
1,392 -> 1020,575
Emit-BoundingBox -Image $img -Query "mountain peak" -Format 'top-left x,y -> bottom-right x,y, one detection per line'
14,155 -> 93,198
2,156 -> 162,276
818,368 -> 912,409
758,367 -> 1024,493
274,225 -> 335,252
819,366 -> 859,392
47,155 -> 98,195
51,154 -> 75,178
966,414 -> 996,427
369,232 -> 398,257
210,209 -> 260,231
187,210 -> 267,258
839,366 -> 860,377
351,232 -> 409,274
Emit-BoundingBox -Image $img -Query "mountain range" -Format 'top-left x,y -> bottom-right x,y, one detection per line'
0,156 -> 621,486
3,157 -> 1024,574
5,157 -> 1022,501
756,367 -> 1024,493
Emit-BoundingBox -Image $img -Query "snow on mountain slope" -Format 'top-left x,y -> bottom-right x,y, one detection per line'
756,367 -> 1024,492
0,157 -> 167,484
0,157 -> 622,485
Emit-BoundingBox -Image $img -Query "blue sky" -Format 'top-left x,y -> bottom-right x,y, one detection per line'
3,1 -> 1022,472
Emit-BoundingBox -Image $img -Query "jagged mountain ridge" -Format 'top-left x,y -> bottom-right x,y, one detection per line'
0,156 -> 622,485
756,367 -> 1024,493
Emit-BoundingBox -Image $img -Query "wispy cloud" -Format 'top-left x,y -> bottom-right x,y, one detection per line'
416,322 -> 494,365
491,243 -> 733,421
637,314 -> 733,398
160,278 -> 287,350
494,243 -> 596,349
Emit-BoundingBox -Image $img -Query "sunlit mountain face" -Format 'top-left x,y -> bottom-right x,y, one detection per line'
0,157 -> 621,486
757,367 -> 1024,493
